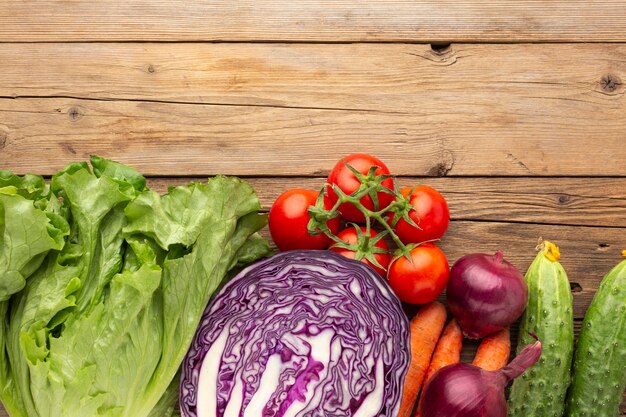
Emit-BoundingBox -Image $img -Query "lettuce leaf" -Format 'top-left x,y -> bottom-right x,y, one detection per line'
0,157 -> 270,417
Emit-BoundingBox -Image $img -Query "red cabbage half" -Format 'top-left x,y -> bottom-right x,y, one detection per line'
180,250 -> 410,417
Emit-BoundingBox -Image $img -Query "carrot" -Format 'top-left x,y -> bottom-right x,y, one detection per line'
414,319 -> 463,417
423,319 -> 463,383
398,302 -> 447,417
472,328 -> 511,371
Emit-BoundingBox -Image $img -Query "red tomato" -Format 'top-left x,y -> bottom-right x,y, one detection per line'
387,243 -> 449,304
390,185 -> 450,244
269,189 -> 340,251
326,153 -> 395,223
329,226 -> 390,277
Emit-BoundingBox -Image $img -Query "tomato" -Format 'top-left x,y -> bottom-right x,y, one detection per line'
387,243 -> 449,304
390,185 -> 450,244
269,189 -> 340,251
329,226 -> 390,277
326,153 -> 395,223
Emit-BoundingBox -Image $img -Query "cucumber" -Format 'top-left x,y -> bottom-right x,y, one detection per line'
508,240 -> 574,417
565,255 -> 626,417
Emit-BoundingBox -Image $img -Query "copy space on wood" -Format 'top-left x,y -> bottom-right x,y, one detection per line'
2,43 -> 625,112
0,43 -> 624,176
1,97 -> 624,176
1,0 -> 626,42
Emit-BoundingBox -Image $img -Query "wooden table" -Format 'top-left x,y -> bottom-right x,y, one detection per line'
1,1 -> 625,415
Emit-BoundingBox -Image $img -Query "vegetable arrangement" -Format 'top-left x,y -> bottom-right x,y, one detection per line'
180,250 -> 410,417
265,152 -> 625,417
397,303 -> 529,417
419,338 -> 542,417
1,152 -> 625,417
269,153 -> 452,305
0,157 -> 270,417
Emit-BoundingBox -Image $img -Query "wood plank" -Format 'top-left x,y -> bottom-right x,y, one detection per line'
2,42 -> 625,176
148,177 -> 626,228
1,96 -> 625,177
3,42 -> 625,115
1,1 -> 626,42
147,177 -> 623,318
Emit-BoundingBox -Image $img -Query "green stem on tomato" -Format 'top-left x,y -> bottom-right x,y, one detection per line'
307,162 -> 419,270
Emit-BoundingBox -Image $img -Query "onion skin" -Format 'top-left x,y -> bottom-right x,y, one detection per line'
420,339 -> 542,417
420,364 -> 507,417
447,251 -> 528,339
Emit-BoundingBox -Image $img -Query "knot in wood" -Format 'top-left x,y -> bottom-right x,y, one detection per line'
0,132 -> 7,149
428,149 -> 455,177
68,107 -> 83,122
558,194 -> 570,204
600,74 -> 622,93
147,64 -> 156,73
430,43 -> 451,55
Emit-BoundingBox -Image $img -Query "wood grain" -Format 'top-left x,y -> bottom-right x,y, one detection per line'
1,1 -> 626,42
3,42 -> 625,115
1,42 -> 624,176
1,96 -> 625,177
148,177 -> 626,228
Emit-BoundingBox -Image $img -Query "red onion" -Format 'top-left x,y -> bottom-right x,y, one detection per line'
447,251 -> 528,338
420,338 -> 542,417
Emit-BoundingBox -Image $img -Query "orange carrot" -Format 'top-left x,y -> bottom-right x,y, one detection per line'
423,319 -> 463,383
472,328 -> 511,371
398,302 -> 447,417
414,319 -> 463,417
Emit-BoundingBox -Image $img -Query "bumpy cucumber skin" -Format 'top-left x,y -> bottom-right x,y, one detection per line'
565,259 -> 626,417
508,249 -> 574,417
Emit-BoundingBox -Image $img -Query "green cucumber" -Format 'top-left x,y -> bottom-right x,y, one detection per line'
565,255 -> 626,417
508,240 -> 574,417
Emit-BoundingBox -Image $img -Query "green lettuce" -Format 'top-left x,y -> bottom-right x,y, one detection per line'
0,157 -> 270,417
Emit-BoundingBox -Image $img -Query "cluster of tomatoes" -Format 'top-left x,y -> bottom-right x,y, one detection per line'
269,153 -> 451,305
